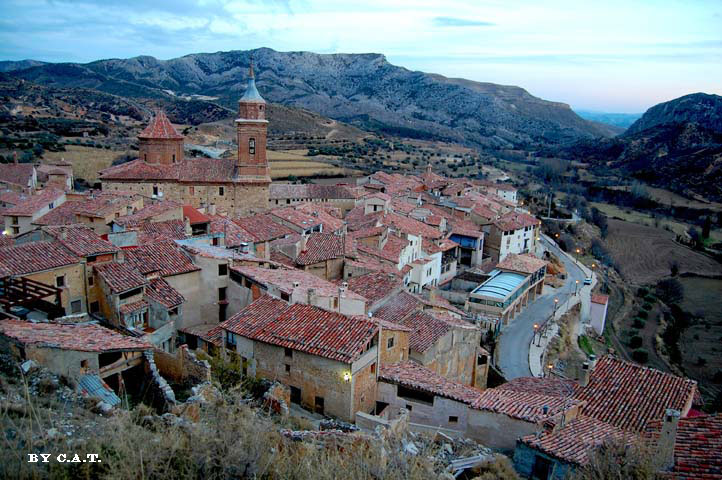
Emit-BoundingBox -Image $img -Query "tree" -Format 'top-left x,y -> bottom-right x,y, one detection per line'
656,278 -> 684,305
670,261 -> 679,277
572,439 -> 658,480
702,216 -> 711,239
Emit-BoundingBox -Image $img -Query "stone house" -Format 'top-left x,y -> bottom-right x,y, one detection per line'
0,162 -> 36,193
221,295 -> 379,421
589,294 -> 609,335
274,232 -> 352,281
3,189 -> 66,235
484,211 -> 540,263
269,184 -> 360,214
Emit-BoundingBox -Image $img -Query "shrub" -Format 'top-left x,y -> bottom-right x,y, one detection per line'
644,294 -> 655,303
641,303 -> 653,311
637,287 -> 649,297
629,336 -> 643,349
656,278 -> 684,305
638,310 -> 648,319
632,318 -> 646,329
632,349 -> 649,363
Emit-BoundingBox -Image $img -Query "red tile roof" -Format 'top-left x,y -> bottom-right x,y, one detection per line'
145,277 -> 185,308
270,204 -> 345,233
207,215 -> 254,247
0,241 -> 79,275
270,184 -> 358,200
182,205 -> 209,225
381,212 -> 443,240
591,294 -> 609,305
0,319 -> 152,352
396,310 -> 452,353
372,291 -> 422,324
124,240 -> 200,277
646,414 -> 722,479
113,200 -> 182,228
296,233 -> 350,265
100,157 -> 254,184
379,361 -> 482,405
3,189 -> 64,216
94,262 -> 147,294
42,225 -> 118,257
134,219 -> 188,244
494,211 -> 539,232
222,296 -> 378,363
345,272 -> 403,305
497,253 -> 547,274
497,376 -> 578,398
119,299 -> 148,315
233,213 -> 293,242
472,388 -> 583,423
520,415 -> 633,465
137,110 -> 184,140
575,356 -> 698,432
0,164 -> 34,188
179,323 -> 223,346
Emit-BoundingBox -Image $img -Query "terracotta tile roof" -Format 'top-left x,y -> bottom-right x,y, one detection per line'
497,253 -> 547,274
94,262 -> 146,294
99,159 -> 176,182
497,376 -> 578,398
119,299 -> 148,315
179,323 -> 223,346
137,110 -> 184,140
0,189 -> 26,206
145,277 -> 185,308
231,265 -> 366,302
591,294 -> 609,305
418,294 -> 466,317
134,219 -> 188,244
0,164 -> 34,188
233,213 -> 293,242
381,212 -> 443,239
36,201 -> 86,226
494,211 -> 540,232
113,201 -> 182,228
0,319 -> 152,352
42,225 -> 118,257
345,272 -> 403,305
422,237 -> 458,255
99,157 -> 249,184
182,205 -> 209,225
270,204 -> 345,233
124,240 -> 200,277
365,192 -> 392,202
0,241 -> 79,275
372,291 -> 422,324
270,184 -> 357,200
379,361 -> 482,405
72,192 -> 141,219
356,234 -> 409,265
207,215 -> 254,248
3,189 -> 64,216
222,296 -> 378,363
296,233 -> 349,265
269,250 -> 295,267
344,254 -> 401,278
646,414 -> 722,479
396,310 -> 452,353
576,356 -> 698,432
520,415 -> 633,465
449,220 -> 485,238
472,388 -> 583,422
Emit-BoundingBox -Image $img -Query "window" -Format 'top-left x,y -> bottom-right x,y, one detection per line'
169,307 -> 178,316
56,276 -> 65,288
477,354 -> 488,366
144,154 -> 147,161
370,362 -> 376,374
249,137 -> 256,155
218,287 -> 227,301
48,202 -> 54,209
11,227 -> 19,234
219,186 -> 224,196
398,385 -> 434,405
189,186 -> 195,195
333,297 -> 339,309
71,300 -> 82,313
405,404 -> 413,412
172,154 -> 176,163
212,237 -> 219,246
218,264 -> 228,276
285,364 -> 291,373
87,255 -> 97,264
153,186 -> 159,196
119,287 -> 142,300
314,396 -> 324,415
448,416 -> 458,424
387,336 -> 395,350
90,301 -> 100,313
11,216 -> 18,225
531,455 -> 553,480
284,347 -> 293,358
80,359 -> 89,370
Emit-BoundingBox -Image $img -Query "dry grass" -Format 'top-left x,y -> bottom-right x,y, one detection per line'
267,150 -> 310,160
42,145 -> 124,182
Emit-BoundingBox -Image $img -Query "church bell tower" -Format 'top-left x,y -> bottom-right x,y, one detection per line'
235,59 -> 271,181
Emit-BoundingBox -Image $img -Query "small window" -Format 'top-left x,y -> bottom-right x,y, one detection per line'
189,186 -> 195,195
218,264 -> 228,276
477,354 -> 488,366
56,276 -> 65,288
284,347 -> 293,358
48,202 -> 54,209
333,297 -> 339,309
169,307 -> 179,316
218,287 -> 227,301
219,186 -> 224,196
448,416 -> 458,424
88,275 -> 94,286
81,359 -> 89,369
153,186 -> 159,196
285,364 -> 291,373
387,336 -> 394,350
370,362 -> 376,374
249,138 -> 256,155
172,154 -> 176,163
405,404 -> 413,412
144,154 -> 147,161
90,301 -> 100,313
71,300 -> 82,313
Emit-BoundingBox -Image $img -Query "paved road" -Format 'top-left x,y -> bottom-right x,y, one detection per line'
496,237 -> 587,379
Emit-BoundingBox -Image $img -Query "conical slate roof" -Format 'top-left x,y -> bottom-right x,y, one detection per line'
138,110 -> 184,140
239,61 -> 265,103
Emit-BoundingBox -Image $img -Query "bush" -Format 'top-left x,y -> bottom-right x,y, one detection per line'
629,335 -> 643,349
637,287 -> 649,297
644,294 -> 655,303
697,357 -> 707,366
656,278 -> 684,305
638,310 -> 648,319
641,303 -> 653,311
632,318 -> 646,329
632,349 -> 649,363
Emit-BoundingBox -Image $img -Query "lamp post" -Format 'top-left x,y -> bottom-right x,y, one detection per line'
547,363 -> 554,378
574,279 -> 580,296
534,323 -> 541,347
553,297 -> 559,317
575,248 -> 581,265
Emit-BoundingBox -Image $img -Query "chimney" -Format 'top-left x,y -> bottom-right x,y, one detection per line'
239,242 -> 250,254
588,354 -> 597,370
658,409 -> 681,471
307,288 -> 315,305
579,361 -> 590,387
429,288 -> 438,303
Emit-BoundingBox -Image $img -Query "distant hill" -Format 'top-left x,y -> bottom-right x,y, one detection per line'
3,48 -> 617,149
574,110 -> 640,130
553,93 -> 722,202
0,59 -> 47,73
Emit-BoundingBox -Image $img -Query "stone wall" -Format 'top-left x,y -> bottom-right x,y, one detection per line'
513,443 -> 571,480
25,263 -> 86,315
143,350 -> 177,413
153,345 -> 211,385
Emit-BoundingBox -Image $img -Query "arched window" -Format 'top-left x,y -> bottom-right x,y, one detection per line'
249,138 -> 256,155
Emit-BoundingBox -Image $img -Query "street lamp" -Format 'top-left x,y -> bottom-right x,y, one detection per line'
547,364 -> 553,377
554,298 -> 559,316
575,279 -> 579,296
534,323 -> 541,347
575,248 -> 581,265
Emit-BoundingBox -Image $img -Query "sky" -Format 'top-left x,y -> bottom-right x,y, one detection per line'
1,0 -> 721,112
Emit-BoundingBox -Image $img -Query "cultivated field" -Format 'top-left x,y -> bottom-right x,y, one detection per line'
679,276 -> 722,321
42,145 -> 121,182
604,219 -> 722,284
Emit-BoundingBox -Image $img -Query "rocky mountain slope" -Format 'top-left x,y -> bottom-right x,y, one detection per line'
553,93 -> 722,201
4,48 -> 617,148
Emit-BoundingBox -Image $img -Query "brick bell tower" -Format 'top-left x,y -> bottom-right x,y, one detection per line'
235,59 -> 271,182
138,110 -> 184,165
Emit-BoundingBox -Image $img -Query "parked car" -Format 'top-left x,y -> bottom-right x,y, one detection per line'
583,276 -> 592,285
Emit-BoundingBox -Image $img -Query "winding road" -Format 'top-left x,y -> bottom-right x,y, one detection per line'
496,237 -> 587,379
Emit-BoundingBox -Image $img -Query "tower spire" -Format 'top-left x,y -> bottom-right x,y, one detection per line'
249,53 -> 254,78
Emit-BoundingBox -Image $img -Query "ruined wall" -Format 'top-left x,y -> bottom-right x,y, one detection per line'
153,345 -> 211,385
466,409 -> 540,451
23,346 -> 98,381
143,350 -> 177,412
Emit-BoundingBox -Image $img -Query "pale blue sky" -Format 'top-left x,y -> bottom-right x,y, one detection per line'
1,0 -> 720,112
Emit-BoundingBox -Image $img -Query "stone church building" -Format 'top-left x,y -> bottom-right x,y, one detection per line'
99,64 -> 271,216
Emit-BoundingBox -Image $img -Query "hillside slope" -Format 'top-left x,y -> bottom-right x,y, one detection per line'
625,93 -> 722,136
6,48 -> 617,148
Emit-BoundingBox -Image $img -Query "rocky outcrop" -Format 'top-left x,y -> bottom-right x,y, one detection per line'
625,93 -> 722,136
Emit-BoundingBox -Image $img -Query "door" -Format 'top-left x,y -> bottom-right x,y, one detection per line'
290,386 -> 301,405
